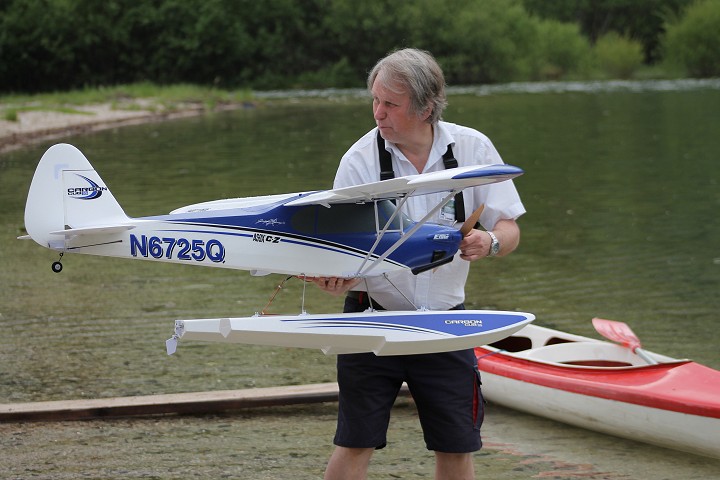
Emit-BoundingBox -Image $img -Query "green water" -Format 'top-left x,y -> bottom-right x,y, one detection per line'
1,83 -> 719,478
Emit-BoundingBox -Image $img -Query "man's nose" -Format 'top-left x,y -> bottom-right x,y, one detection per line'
374,104 -> 386,120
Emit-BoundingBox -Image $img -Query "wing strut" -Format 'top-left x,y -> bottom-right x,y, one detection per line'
353,194 -> 412,275
356,190 -> 458,277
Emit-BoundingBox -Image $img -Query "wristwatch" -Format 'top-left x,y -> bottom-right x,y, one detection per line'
487,231 -> 500,257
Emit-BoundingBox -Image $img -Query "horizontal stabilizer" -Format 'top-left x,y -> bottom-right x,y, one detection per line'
48,224 -> 136,237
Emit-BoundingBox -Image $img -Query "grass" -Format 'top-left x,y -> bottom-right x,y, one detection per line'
0,82 -> 254,122
3,105 -> 94,122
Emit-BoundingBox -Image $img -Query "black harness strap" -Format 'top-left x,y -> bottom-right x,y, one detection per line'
377,130 -> 395,181
376,130 -> 467,222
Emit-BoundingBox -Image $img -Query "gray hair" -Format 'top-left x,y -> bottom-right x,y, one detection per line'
367,48 -> 448,125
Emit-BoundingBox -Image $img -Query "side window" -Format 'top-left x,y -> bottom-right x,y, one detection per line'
317,203 -> 376,234
290,201 -> 410,235
290,206 -> 317,234
376,200 -> 406,230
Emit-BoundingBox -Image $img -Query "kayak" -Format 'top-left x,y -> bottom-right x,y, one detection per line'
474,319 -> 720,459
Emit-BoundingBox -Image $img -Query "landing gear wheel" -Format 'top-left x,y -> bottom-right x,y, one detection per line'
52,253 -> 64,273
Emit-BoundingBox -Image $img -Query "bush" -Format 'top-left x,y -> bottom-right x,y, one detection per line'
410,0 -> 539,84
594,32 -> 645,79
534,20 -> 593,79
663,0 -> 720,77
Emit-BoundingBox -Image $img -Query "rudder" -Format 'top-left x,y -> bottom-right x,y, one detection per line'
24,144 -> 128,249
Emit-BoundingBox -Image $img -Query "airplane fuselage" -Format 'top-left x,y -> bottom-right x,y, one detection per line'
61,198 -> 462,277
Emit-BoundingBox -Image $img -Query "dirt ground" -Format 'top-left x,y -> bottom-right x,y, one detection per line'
2,400 -> 719,480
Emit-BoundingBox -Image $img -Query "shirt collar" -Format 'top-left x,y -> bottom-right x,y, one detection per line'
384,121 -> 455,173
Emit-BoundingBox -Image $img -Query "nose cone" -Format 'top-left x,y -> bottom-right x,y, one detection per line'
426,226 -> 463,260
405,227 -> 463,274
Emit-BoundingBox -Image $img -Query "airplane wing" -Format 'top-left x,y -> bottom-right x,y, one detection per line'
285,164 -> 522,207
168,164 -> 521,213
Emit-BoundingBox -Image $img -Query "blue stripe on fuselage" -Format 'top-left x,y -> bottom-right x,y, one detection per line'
157,224 -> 401,267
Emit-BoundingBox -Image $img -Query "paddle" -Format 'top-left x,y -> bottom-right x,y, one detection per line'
591,317 -> 658,364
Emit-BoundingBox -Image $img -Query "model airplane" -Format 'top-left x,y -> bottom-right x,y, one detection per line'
21,143 -> 524,277
21,143 -> 534,356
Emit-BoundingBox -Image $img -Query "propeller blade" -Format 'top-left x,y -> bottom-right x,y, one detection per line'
460,204 -> 484,236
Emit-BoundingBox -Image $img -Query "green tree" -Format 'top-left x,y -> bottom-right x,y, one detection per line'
522,0 -> 692,63
663,0 -> 720,77
402,0 -> 539,84
0,0 -> 76,91
321,0 -> 410,84
594,32 -> 644,79
534,20 -> 592,79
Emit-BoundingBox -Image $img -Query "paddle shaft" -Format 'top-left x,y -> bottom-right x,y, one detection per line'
633,347 -> 657,365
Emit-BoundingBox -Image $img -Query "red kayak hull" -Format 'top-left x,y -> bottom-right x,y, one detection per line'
475,348 -> 720,419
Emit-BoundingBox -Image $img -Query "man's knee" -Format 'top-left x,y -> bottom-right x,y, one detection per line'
434,451 -> 475,480
324,446 -> 374,480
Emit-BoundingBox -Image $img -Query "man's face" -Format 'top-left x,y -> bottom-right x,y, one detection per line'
371,78 -> 429,147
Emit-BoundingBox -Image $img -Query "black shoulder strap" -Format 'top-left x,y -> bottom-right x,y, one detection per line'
377,130 -> 395,181
376,130 -> 467,222
441,146 -> 467,223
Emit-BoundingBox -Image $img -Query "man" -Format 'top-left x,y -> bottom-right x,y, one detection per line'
313,48 -> 525,480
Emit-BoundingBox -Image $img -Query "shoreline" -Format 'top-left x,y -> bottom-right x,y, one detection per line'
0,101 -> 249,154
4,77 -> 719,155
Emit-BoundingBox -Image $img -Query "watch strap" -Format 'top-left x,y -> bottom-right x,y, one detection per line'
487,231 -> 500,257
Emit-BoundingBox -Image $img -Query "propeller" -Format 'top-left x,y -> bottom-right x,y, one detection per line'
460,204 -> 484,236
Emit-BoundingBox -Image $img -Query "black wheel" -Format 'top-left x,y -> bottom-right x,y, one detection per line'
51,261 -> 63,273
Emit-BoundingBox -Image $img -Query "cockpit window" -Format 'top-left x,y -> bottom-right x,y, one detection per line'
291,200 -> 409,235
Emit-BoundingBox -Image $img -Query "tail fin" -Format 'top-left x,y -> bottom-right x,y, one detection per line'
24,144 -> 129,249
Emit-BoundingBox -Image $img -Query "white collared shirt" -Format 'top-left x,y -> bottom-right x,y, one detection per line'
335,121 -> 525,310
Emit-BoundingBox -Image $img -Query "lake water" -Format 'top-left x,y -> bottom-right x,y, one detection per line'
1,81 -> 719,478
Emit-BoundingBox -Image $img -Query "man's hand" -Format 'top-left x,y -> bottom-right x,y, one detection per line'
307,276 -> 362,296
458,229 -> 490,261
459,218 -> 520,261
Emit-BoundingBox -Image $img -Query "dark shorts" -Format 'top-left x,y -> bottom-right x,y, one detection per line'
333,294 -> 484,453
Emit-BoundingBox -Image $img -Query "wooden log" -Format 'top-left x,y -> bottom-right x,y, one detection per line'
0,382 -> 410,422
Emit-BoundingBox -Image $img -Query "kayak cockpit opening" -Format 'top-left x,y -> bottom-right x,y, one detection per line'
489,334 -> 572,353
488,333 -> 640,368
488,335 -> 532,352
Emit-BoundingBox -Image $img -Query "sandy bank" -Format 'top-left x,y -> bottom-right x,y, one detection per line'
0,101 -> 245,154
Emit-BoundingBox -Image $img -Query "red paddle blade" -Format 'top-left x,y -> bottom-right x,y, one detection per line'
591,317 -> 642,351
